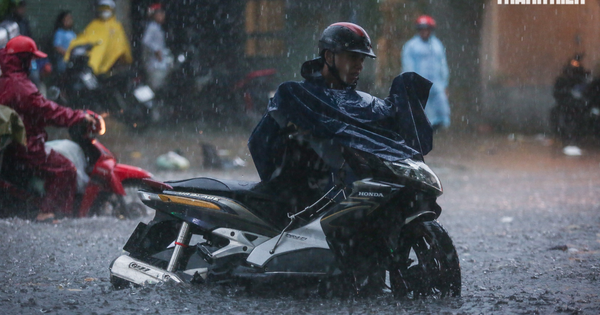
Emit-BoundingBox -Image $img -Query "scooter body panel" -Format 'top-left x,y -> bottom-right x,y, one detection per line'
140,190 -> 279,237
246,217 -> 330,268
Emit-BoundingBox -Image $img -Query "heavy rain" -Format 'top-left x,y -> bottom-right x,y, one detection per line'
0,0 -> 599,314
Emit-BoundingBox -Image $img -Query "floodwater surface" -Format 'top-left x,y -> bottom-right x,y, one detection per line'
1,123 -> 599,314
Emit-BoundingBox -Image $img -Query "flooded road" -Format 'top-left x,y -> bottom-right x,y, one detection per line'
1,121 -> 599,314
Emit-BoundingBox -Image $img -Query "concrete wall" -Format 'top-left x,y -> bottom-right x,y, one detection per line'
480,1 -> 600,132
25,0 -> 95,48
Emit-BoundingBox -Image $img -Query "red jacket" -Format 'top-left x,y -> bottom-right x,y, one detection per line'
0,49 -> 86,155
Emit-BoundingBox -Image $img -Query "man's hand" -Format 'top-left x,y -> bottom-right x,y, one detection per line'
83,113 -> 98,132
84,113 -> 96,125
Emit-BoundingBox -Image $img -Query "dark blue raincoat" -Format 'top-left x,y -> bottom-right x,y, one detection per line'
248,60 -> 433,182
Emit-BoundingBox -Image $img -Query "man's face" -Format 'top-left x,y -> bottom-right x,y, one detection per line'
16,5 -> 27,17
332,50 -> 365,85
63,14 -> 74,29
418,28 -> 432,41
97,6 -> 113,20
154,11 -> 166,24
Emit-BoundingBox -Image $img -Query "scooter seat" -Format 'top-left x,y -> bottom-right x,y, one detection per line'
166,177 -> 260,197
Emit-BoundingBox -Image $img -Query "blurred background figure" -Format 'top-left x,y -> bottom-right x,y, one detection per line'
5,0 -> 30,37
65,0 -> 132,76
401,15 -> 450,131
4,0 -> 49,88
550,54 -> 596,155
52,10 -> 76,75
0,35 -> 94,223
141,3 -> 171,91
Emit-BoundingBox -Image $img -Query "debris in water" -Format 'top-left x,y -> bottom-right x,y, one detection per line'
156,151 -> 190,170
548,245 -> 568,251
563,145 -> 582,156
201,143 -> 246,170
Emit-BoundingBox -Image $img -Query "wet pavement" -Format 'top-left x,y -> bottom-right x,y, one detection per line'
1,120 -> 599,314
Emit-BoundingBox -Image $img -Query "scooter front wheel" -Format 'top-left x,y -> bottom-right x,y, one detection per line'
116,179 -> 152,219
387,220 -> 461,298
89,179 -> 150,219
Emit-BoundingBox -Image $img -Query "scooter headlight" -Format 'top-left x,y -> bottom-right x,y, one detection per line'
384,159 -> 442,195
97,115 -> 106,136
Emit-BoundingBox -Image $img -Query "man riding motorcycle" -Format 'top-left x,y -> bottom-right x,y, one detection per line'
248,22 -> 433,226
551,54 -> 591,147
64,0 -> 132,76
0,35 -> 95,223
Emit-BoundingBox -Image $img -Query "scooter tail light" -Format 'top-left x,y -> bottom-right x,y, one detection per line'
142,178 -> 173,191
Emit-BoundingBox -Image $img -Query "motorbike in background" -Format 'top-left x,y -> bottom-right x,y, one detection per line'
232,68 -> 277,123
161,44 -> 277,124
52,43 -> 157,130
109,136 -> 461,297
0,108 -> 153,219
550,54 -> 600,143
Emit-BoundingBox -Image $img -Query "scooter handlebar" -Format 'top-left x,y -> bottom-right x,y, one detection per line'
68,110 -> 105,142
85,110 -> 105,136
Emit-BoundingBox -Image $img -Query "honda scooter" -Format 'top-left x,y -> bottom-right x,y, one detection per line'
110,140 -> 461,298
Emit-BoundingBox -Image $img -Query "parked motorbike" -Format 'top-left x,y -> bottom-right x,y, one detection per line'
53,43 -> 157,130
156,3 -> 268,123
110,136 -> 461,297
550,54 -> 600,142
161,44 -> 277,124
0,109 -> 153,219
232,68 -> 277,123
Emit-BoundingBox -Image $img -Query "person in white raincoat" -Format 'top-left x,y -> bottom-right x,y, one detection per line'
401,15 -> 450,129
142,3 -> 172,90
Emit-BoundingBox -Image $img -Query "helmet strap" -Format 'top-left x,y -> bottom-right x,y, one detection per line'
324,52 -> 356,89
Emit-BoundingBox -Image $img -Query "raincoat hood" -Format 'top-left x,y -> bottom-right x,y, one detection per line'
0,48 -> 87,155
0,49 -> 31,76
300,57 -> 324,80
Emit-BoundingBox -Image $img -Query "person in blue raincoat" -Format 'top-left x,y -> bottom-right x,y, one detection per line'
248,22 -> 434,227
142,3 -> 172,90
52,11 -> 76,74
401,15 -> 450,130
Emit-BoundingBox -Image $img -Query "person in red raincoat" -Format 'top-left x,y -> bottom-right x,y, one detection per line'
0,36 -> 94,223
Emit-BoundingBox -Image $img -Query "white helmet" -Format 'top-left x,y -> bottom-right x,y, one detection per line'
98,0 -> 115,9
